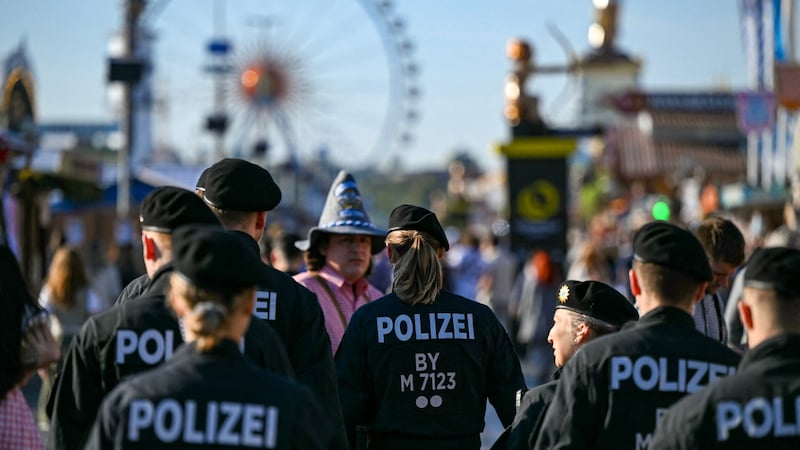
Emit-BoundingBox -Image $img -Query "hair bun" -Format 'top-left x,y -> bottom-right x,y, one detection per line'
192,301 -> 228,335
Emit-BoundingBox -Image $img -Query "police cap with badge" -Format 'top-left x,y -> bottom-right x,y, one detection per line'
172,225 -> 271,294
556,280 -> 639,327
296,170 -> 386,254
199,158 -> 282,212
387,204 -> 450,251
744,246 -> 800,299
632,221 -> 713,282
140,186 -> 221,233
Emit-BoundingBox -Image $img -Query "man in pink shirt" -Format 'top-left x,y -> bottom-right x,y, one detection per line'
295,170 -> 386,354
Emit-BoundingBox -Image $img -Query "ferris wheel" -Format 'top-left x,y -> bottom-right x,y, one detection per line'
148,0 -> 421,168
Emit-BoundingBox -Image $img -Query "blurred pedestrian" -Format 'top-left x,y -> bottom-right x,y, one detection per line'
0,245 -> 59,450
651,247 -> 800,449
83,225 -> 336,449
47,187 -> 292,450
269,231 -> 305,275
445,229 -> 484,300
534,221 -> 741,449
508,250 -> 561,383
476,232 -> 519,331
336,205 -> 525,449
198,158 -> 345,447
86,241 -> 122,312
693,216 -> 745,345
294,170 -> 386,355
492,280 -> 639,450
37,246 -> 102,428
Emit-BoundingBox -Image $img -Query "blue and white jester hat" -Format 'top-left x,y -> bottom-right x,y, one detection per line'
295,170 -> 386,254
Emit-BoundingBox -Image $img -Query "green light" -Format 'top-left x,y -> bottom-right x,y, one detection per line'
652,200 -> 671,221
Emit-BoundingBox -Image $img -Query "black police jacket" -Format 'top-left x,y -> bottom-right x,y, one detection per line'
650,333 -> 800,450
114,247 -> 345,447
115,272 -> 150,306
47,264 -> 292,450
336,290 -> 526,450
492,369 -> 561,450
534,306 -> 741,450
83,339 -> 335,449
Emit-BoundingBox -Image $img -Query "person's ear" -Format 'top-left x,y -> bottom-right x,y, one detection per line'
738,300 -> 754,332
255,211 -> 267,232
629,268 -> 641,296
575,322 -> 591,344
143,235 -> 157,261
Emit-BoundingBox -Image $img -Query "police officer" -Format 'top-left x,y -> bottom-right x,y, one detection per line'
336,205 -> 526,450
196,158 -> 346,446
534,221 -> 741,450
83,225 -> 335,449
650,247 -> 800,449
494,280 -> 639,450
47,187 -> 292,450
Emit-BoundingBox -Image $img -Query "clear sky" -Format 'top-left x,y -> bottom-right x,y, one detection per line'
1,1 -> 749,173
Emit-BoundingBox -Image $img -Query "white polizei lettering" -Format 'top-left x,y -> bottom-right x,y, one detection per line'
744,398 -> 772,438
269,292 -> 276,321
677,358 -> 687,392
128,400 -> 154,441
218,402 -> 242,445
717,397 -> 800,441
206,401 -> 218,443
377,317 -> 393,343
708,363 -> 730,383
396,315 -> 413,341
265,406 -> 278,448
375,313 -> 476,343
117,330 -> 137,364
633,356 -> 659,391
183,400 -> 203,444
452,313 -> 466,339
115,329 -> 175,365
254,291 -> 277,321
125,399 -> 281,446
610,356 -> 633,389
414,314 -> 429,340
609,356 -> 735,393
437,313 -> 453,339
717,401 -> 742,441
153,399 -> 182,442
658,358 -> 677,392
241,404 -> 264,447
655,408 -> 668,425
686,360 -> 708,393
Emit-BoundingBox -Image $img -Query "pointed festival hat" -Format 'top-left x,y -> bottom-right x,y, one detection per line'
296,170 -> 386,254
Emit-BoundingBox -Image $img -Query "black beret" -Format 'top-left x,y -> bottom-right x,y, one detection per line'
744,247 -> 800,298
201,158 -> 282,211
555,280 -> 639,327
140,186 -> 221,233
633,221 -> 712,281
387,204 -> 449,251
172,225 -> 269,294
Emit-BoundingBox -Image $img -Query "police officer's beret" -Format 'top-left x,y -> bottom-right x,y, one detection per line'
633,221 -> 713,281
172,225 -> 270,294
387,204 -> 450,251
140,186 -> 221,233
195,167 -> 208,192
555,280 -> 639,327
200,158 -> 282,211
744,246 -> 800,298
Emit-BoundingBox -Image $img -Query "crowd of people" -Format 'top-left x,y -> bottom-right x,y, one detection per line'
0,156 -> 798,449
